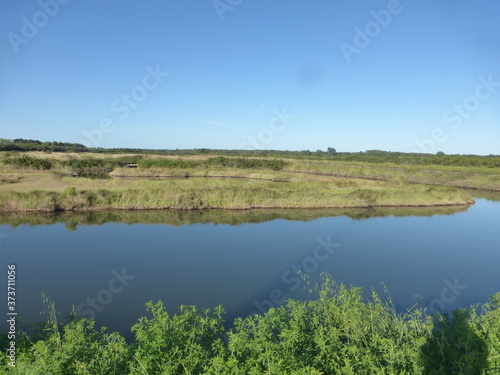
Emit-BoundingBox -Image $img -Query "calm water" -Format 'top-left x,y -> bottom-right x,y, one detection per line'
1,194 -> 499,338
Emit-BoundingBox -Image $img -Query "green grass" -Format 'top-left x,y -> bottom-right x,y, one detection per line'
286,159 -> 500,191
1,275 -> 499,374
0,180 -> 474,212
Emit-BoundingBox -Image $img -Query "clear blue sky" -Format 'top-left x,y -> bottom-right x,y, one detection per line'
1,0 -> 499,154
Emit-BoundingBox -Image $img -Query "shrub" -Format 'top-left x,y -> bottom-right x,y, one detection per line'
4,155 -> 52,170
64,187 -> 77,196
2,277 -> 499,374
137,157 -> 289,171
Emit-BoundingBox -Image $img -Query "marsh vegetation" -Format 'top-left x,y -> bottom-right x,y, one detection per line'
2,150 -> 493,212
1,276 -> 499,374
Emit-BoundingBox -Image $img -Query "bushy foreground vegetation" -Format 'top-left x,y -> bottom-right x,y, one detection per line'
1,277 -> 499,374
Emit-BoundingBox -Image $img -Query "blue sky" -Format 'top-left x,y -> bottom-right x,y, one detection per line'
1,0 -> 499,154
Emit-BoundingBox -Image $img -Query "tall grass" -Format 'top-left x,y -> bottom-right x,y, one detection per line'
0,180 -> 474,212
1,275 -> 499,374
286,159 -> 500,191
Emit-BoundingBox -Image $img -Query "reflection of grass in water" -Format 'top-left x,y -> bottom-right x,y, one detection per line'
1,275 -> 498,374
470,190 -> 500,202
0,205 -> 471,229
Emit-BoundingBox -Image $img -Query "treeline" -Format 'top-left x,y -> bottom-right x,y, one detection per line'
333,150 -> 500,168
0,139 -> 87,153
1,138 -> 499,168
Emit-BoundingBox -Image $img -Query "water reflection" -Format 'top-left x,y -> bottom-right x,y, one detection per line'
470,189 -> 500,202
0,205 -> 470,229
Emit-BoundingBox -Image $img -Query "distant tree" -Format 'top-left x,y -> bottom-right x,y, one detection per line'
436,151 -> 445,156
327,147 -> 337,155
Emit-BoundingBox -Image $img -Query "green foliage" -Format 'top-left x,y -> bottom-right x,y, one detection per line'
62,155 -> 143,171
64,187 -> 77,196
204,156 -> 288,171
421,309 -> 489,374
130,302 -> 226,374
2,277 -> 499,374
0,139 -> 88,153
6,319 -> 130,374
137,156 -> 289,171
138,158 -> 200,169
3,155 -> 53,170
333,150 -> 500,168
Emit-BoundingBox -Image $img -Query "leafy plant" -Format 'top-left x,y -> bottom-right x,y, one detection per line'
1,277 -> 499,374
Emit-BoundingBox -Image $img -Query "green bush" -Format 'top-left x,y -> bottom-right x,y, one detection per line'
64,187 -> 77,196
1,276 -> 499,374
138,158 -> 200,169
3,155 -> 52,170
137,156 -> 289,171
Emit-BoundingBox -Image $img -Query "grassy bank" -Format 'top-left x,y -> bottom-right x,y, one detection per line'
1,276 -> 499,374
0,152 -> 481,212
0,179 -> 473,212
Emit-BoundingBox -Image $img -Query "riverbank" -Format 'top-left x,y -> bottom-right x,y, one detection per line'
0,152 -> 482,212
0,179 -> 473,212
